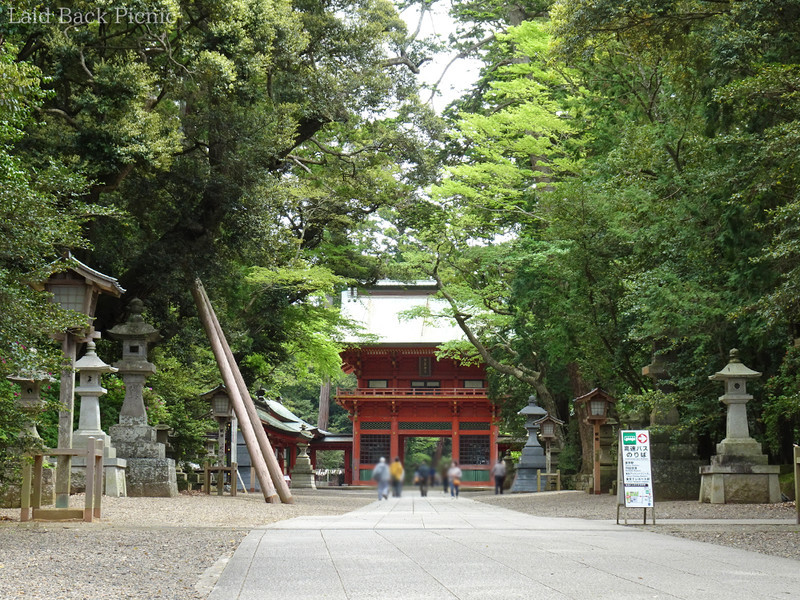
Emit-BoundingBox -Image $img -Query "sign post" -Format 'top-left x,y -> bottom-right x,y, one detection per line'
616,430 -> 655,524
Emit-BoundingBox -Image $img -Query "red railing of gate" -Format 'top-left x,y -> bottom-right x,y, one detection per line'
335,387 -> 488,398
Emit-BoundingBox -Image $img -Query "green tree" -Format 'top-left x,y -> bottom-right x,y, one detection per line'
2,0 -> 446,469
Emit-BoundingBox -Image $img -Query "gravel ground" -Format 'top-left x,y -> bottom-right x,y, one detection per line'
0,489 -> 375,600
474,490 -> 800,561
1,488 -> 797,599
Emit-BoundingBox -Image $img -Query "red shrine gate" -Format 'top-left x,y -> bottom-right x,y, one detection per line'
337,345 -> 498,487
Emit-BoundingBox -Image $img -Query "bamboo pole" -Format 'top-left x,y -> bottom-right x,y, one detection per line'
196,281 -> 293,504
191,282 -> 278,503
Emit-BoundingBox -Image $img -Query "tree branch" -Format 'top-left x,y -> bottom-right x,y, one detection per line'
381,54 -> 428,75
426,34 -> 495,105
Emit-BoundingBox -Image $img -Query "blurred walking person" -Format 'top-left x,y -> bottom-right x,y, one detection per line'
390,456 -> 404,497
447,461 -> 462,498
414,461 -> 431,497
491,458 -> 507,495
372,457 -> 390,500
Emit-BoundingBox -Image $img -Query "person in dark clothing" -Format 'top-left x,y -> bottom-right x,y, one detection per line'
491,459 -> 507,494
414,462 -> 431,497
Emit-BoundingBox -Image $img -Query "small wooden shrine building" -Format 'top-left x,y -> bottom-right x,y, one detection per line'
201,385 -> 328,489
335,281 -> 498,487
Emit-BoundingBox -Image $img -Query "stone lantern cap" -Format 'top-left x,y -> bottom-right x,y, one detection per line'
107,298 -> 161,343
74,341 -> 117,397
8,371 -> 55,384
709,348 -> 761,381
518,394 -> 547,418
74,341 -> 118,373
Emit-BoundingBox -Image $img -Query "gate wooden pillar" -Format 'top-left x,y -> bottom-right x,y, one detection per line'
451,413 -> 460,464
390,415 -> 399,460
352,420 -> 361,484
490,422 -> 499,465
344,446 -> 353,484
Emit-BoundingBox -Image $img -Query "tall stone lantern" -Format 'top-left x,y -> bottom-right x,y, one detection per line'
71,341 -> 127,496
699,349 -> 780,503
510,395 -> 547,493
109,299 -> 178,497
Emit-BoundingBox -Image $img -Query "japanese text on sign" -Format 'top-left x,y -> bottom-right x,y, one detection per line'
620,430 -> 654,508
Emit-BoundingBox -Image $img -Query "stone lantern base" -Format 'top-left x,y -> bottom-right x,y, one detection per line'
71,457 -> 127,497
110,422 -> 178,497
699,446 -> 781,504
510,445 -> 547,493
125,457 -> 178,497
71,431 -> 127,497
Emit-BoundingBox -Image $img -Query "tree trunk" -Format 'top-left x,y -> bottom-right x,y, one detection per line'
567,362 -> 594,474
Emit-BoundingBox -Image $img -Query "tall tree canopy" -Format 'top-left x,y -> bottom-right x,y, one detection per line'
390,0 -> 800,463
3,0 -> 800,479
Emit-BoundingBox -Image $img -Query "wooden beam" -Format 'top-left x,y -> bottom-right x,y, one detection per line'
191,281 -> 278,503
195,280 -> 293,504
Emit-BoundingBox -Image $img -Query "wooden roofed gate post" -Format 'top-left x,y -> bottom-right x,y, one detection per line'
191,279 -> 293,504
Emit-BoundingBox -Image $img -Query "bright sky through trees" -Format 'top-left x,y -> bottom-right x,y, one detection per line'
401,1 -> 482,112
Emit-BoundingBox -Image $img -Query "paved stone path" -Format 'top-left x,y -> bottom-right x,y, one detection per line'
208,494 -> 799,599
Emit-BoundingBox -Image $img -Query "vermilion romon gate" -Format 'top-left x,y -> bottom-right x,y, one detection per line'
335,283 -> 498,486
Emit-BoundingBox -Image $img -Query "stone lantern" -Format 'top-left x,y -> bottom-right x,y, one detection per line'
699,349 -> 780,503
108,298 -> 160,425
5,371 -> 56,507
510,395 -> 548,493
71,341 -> 127,496
7,371 -> 53,439
108,299 -> 177,497
291,435 -> 317,490
73,342 -> 117,448
709,349 -> 761,451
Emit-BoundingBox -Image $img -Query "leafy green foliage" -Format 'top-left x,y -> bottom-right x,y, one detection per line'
142,343 -> 220,467
763,346 -> 800,459
0,379 -> 46,496
1,0 -> 447,478
388,0 -> 800,464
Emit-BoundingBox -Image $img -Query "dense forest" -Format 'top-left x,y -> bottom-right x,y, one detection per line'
1,0 -> 799,487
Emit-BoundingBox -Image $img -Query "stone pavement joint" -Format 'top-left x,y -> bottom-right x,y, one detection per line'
208,493 -> 800,600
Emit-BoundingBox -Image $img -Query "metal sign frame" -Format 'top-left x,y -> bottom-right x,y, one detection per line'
616,429 -> 656,525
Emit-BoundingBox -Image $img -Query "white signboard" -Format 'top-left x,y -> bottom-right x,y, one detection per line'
620,430 -> 654,508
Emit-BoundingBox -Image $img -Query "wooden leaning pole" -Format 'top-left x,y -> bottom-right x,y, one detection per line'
194,280 -> 293,504
192,280 -> 292,504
